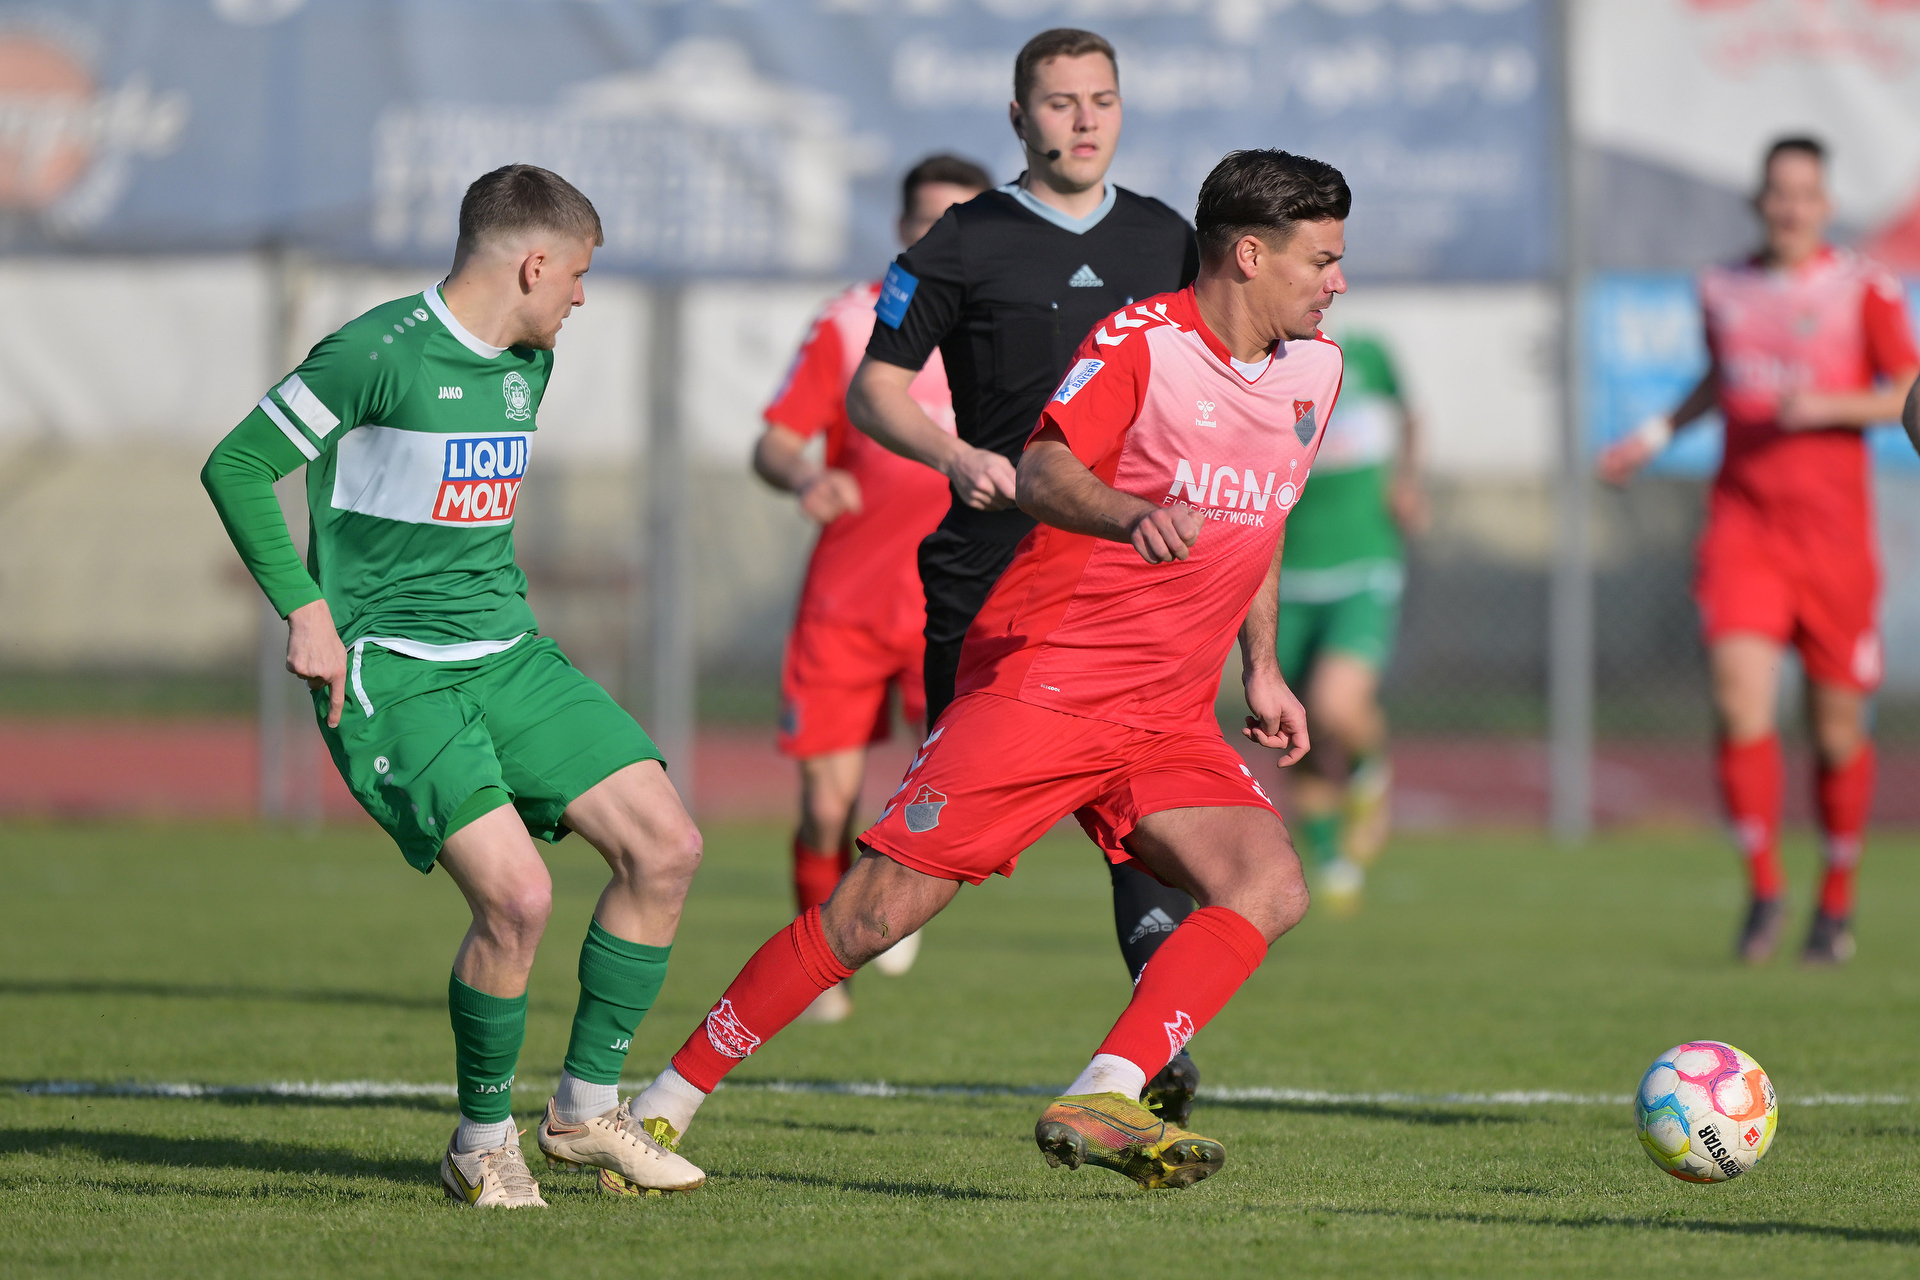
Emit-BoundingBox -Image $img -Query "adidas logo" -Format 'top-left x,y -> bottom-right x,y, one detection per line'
1128,906 -> 1179,945
1068,264 -> 1104,288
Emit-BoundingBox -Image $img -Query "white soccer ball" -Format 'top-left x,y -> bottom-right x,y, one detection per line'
1634,1041 -> 1777,1182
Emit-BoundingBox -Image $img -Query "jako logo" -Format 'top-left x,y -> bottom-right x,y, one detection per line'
435,435 -> 528,524
438,385 -> 463,400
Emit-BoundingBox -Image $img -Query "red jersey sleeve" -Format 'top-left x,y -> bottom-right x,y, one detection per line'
763,312 -> 847,443
1030,330 -> 1150,468
1862,271 -> 1920,378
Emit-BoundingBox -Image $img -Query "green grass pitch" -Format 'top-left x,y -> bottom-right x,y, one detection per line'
2,818 -> 1918,1278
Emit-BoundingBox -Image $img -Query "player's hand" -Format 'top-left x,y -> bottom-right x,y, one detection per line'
1596,435 -> 1654,486
286,598 -> 348,728
796,468 -> 862,524
1129,504 -> 1203,564
946,443 -> 1018,511
1242,663 -> 1309,766
1776,391 -> 1836,431
1389,468 -> 1429,536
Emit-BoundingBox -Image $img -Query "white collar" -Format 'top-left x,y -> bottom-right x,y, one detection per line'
999,179 -> 1117,235
425,283 -> 506,359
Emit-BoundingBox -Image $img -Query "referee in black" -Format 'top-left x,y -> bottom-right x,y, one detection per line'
847,27 -> 1206,1122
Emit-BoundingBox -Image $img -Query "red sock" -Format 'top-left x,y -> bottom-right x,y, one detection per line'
792,835 -> 850,915
1095,906 -> 1268,1079
670,906 -> 853,1093
1717,735 -> 1783,901
1816,744 -> 1874,918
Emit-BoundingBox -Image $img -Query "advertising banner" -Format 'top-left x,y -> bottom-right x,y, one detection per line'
0,0 -> 1552,282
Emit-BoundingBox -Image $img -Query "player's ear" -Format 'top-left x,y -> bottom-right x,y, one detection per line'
519,249 -> 544,295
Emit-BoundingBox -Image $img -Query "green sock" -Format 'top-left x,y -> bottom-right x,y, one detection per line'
1300,812 -> 1342,869
561,920 -> 672,1086
448,973 -> 527,1124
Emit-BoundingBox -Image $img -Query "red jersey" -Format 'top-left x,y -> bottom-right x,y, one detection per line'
956,287 -> 1344,732
1701,247 -> 1919,537
765,282 -> 956,636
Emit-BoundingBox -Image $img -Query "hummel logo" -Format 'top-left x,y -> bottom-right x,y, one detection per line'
1068,264 -> 1104,288
1128,907 -> 1180,945
438,386 -> 464,399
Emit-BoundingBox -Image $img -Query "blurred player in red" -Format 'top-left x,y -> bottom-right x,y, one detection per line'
1601,138 -> 1919,965
752,155 -> 992,1018
630,149 -> 1348,1191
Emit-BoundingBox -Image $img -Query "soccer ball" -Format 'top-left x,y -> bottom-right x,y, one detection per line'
1634,1041 -> 1777,1182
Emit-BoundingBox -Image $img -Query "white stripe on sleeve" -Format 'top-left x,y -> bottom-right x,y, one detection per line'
276,373 -> 341,438
259,397 -> 320,461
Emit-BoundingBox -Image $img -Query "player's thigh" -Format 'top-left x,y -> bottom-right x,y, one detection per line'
478,636 -> 665,847
1319,582 -> 1400,679
819,849 -> 962,966
318,648 -> 510,873
779,619 -> 896,758
1304,648 -> 1382,736
562,759 -> 701,889
860,694 -> 1122,885
1123,803 -> 1306,941
1790,551 -> 1882,697
1708,633 -> 1785,741
437,802 -> 554,929
798,749 -> 868,816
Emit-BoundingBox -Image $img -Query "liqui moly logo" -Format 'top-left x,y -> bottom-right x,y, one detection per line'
1162,457 -> 1301,526
434,434 -> 528,525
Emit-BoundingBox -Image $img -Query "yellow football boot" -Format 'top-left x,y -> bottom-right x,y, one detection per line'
1034,1092 -> 1225,1190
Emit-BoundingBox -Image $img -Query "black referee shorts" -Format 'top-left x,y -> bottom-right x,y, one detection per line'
917,528 -> 1024,726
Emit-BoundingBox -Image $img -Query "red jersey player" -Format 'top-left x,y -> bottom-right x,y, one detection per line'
1601,137 -> 1920,965
629,150 -> 1349,1192
752,155 -> 991,1016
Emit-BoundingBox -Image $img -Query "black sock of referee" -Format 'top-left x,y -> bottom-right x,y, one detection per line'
1107,857 -> 1196,982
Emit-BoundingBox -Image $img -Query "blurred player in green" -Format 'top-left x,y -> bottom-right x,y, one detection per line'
1275,331 -> 1424,914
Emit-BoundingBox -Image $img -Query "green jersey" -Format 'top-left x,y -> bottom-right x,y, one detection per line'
203,285 -> 551,655
1283,332 -> 1404,577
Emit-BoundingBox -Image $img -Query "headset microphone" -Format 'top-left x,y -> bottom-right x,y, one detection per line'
1018,116 -> 1061,161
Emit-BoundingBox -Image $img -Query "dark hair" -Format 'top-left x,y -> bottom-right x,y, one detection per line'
1195,149 -> 1351,262
457,164 -> 604,254
1013,28 -> 1117,108
1761,136 -> 1826,191
900,154 -> 993,218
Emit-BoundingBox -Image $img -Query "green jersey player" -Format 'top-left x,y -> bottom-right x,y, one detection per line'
1275,331 -> 1425,914
202,165 -> 705,1207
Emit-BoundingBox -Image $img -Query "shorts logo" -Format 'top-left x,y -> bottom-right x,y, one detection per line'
502,371 -> 533,421
703,998 -> 761,1059
904,784 -> 947,833
1164,1010 -> 1196,1057
1053,358 -> 1105,405
373,756 -> 390,775
1128,906 -> 1179,945
1293,400 -> 1317,446
1853,632 -> 1882,687
436,435 -> 528,524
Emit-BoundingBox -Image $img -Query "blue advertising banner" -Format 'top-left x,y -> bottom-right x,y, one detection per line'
1585,272 -> 1920,475
0,0 -> 1552,281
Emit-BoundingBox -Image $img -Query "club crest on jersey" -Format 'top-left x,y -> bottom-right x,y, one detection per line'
502,371 -> 533,421
1053,358 -> 1104,405
436,434 -> 528,525
1293,400 -> 1317,446
904,784 -> 947,833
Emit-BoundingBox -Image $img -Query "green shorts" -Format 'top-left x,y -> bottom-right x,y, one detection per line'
315,634 -> 662,873
1276,560 -> 1404,684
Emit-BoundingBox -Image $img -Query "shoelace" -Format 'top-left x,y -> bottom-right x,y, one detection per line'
608,1101 -> 673,1157
482,1132 -> 541,1197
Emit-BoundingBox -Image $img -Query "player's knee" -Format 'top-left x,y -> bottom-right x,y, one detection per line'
485,878 -> 552,949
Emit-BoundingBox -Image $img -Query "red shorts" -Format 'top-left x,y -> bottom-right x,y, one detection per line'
777,615 -> 927,759
858,693 -> 1279,884
1695,504 -> 1881,692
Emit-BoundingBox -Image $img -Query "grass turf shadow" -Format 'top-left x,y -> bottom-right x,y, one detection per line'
709,1168 -> 1035,1203
0,1127 -> 435,1188
1326,1204 -> 1920,1248
1204,1098 -> 1527,1127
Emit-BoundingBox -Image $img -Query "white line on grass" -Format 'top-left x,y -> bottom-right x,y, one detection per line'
11,1079 -> 1911,1107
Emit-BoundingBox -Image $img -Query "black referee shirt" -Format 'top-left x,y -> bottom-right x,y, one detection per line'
865,181 -> 1199,542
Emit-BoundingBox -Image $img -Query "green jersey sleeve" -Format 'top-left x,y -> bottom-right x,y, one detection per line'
200,319 -> 420,618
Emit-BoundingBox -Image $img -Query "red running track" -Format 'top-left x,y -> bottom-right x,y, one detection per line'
1,719 -> 1914,828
